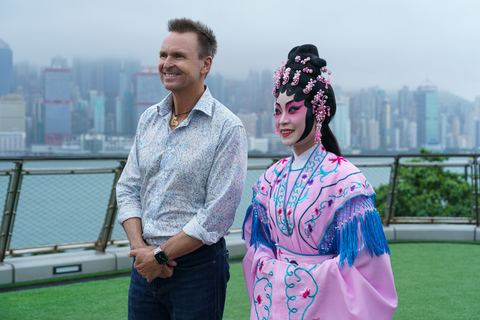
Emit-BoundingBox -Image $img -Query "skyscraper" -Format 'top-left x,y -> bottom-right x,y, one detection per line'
134,68 -> 165,125
331,95 -> 351,150
0,94 -> 25,132
0,39 -> 13,97
398,86 -> 414,120
415,81 -> 439,147
380,98 -> 392,149
44,68 -> 71,145
94,95 -> 105,133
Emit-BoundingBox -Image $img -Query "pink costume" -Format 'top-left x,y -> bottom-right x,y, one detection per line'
243,146 -> 397,319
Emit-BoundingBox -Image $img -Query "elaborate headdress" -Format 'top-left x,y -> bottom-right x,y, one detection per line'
273,45 -> 336,146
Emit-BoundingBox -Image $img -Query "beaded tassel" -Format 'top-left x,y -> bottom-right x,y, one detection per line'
315,122 -> 322,145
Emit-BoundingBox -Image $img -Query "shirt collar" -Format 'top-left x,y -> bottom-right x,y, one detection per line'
156,86 -> 214,118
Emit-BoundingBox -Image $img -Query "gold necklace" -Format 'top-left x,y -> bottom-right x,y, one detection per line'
170,109 -> 192,127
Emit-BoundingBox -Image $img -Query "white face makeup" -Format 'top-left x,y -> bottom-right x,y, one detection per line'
274,92 -> 316,156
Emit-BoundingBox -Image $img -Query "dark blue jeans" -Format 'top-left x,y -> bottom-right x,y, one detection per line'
128,238 -> 230,320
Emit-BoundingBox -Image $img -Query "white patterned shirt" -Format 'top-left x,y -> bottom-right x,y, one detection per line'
116,87 -> 248,246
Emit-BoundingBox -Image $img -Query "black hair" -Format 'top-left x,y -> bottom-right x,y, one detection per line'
275,44 -> 342,156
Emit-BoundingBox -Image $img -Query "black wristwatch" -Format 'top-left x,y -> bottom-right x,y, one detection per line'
154,246 -> 169,265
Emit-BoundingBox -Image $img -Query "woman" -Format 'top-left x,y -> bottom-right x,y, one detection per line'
242,45 -> 397,320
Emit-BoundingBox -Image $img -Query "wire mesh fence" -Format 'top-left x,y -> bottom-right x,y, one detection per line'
231,167 -> 270,230
10,172 -> 115,249
385,158 -> 475,223
0,154 -> 478,260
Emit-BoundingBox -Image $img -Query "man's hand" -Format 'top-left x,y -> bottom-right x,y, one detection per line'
128,246 -> 177,282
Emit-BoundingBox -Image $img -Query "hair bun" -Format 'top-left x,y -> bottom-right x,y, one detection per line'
287,44 -> 326,68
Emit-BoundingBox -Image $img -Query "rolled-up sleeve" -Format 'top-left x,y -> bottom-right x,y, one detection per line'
116,136 -> 143,225
183,125 -> 248,245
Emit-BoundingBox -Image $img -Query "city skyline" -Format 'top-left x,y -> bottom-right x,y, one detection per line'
1,50 -> 478,155
1,0 -> 479,102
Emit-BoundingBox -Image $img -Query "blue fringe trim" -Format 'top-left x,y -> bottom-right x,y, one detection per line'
242,191 -> 276,253
241,204 -> 252,241
338,210 -> 390,269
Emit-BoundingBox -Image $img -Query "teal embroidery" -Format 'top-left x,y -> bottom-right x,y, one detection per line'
284,263 -> 319,320
315,163 -> 337,183
274,146 -> 327,238
253,273 -> 273,320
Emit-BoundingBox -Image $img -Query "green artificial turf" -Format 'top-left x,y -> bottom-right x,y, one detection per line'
390,243 -> 480,320
1,243 -> 479,319
0,276 -> 130,320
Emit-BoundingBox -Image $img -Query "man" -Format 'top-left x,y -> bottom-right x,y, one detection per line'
116,18 -> 247,319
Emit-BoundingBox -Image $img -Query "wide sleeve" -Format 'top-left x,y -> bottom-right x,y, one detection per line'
242,190 -> 277,304
246,195 -> 397,320
182,125 -> 248,245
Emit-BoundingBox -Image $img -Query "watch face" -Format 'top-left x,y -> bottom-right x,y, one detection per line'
155,250 -> 169,265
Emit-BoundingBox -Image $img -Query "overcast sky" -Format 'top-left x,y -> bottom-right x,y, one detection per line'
1,0 -> 479,101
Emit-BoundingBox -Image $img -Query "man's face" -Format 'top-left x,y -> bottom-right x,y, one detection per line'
158,32 -> 207,94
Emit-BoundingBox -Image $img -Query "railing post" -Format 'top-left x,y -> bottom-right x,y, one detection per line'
0,162 -> 23,262
475,156 -> 479,227
96,161 -> 126,252
384,156 -> 400,227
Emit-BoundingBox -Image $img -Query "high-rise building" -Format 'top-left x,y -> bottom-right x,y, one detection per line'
0,39 -> 13,97
415,81 -> 439,147
93,94 -> 105,133
463,110 -> 476,150
44,68 -> 71,145
398,86 -> 415,120
451,116 -> 460,148
408,122 -> 417,149
380,98 -> 392,149
475,97 -> 480,149
237,113 -> 257,137
205,73 -> 224,103
368,119 -> 380,150
331,95 -> 351,150
0,94 -> 25,132
103,58 -> 122,130
134,68 -> 166,125
475,96 -> 480,120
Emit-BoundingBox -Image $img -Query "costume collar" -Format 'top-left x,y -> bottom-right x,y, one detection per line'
291,144 -> 317,170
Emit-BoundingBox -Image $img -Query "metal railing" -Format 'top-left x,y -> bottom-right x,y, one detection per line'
0,153 -> 478,262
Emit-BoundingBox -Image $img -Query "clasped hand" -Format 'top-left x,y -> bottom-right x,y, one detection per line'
128,246 -> 177,282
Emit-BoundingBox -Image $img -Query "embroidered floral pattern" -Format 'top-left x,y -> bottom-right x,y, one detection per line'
301,287 -> 311,298
259,261 -> 264,272
329,156 -> 347,165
